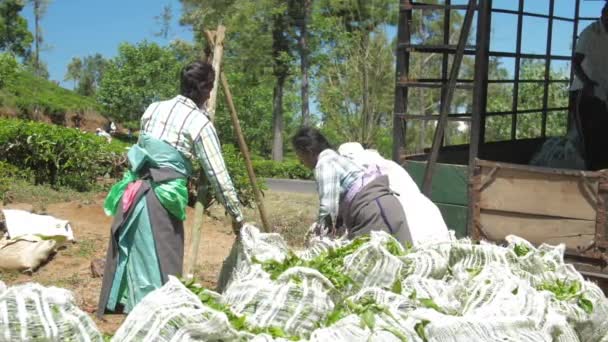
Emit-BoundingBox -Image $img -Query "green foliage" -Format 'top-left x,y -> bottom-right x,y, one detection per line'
0,53 -> 19,89
252,159 -> 313,179
537,279 -> 594,314
0,119 -> 124,191
0,161 -> 23,203
180,0 -> 299,157
255,235 -> 407,291
0,0 -> 33,58
97,41 -> 183,122
513,244 -> 531,257
65,54 -> 108,96
190,144 -> 267,210
1,67 -> 100,116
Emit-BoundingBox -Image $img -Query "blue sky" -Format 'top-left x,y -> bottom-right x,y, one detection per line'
22,0 -> 192,88
20,0 -> 604,88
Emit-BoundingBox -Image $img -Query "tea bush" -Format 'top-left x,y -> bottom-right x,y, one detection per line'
0,119 -> 124,191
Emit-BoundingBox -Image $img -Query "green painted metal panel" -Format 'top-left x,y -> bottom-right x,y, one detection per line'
404,161 -> 469,206
436,203 -> 468,238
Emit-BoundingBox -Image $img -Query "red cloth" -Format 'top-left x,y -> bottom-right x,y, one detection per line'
122,180 -> 143,212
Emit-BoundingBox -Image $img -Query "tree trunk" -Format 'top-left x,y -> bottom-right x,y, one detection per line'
271,78 -> 285,161
34,0 -> 39,74
299,0 -> 311,126
271,10 -> 289,162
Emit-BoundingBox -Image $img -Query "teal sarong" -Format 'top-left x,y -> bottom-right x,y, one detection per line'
102,135 -> 192,313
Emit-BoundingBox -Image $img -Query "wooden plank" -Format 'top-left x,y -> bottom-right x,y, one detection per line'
479,166 -> 598,220
404,161 -> 468,206
479,210 -> 595,251
437,203 -> 468,238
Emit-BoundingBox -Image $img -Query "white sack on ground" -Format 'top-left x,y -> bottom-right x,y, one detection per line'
0,235 -> 57,271
2,209 -> 75,242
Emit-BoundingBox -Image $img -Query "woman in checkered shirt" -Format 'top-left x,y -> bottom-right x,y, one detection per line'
292,127 -> 410,246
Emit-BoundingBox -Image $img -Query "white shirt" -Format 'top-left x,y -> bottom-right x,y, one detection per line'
338,143 -> 451,245
571,21 -> 608,103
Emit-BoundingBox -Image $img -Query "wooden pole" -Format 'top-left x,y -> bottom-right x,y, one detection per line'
186,27 -> 225,280
220,72 -> 271,232
205,26 -> 226,119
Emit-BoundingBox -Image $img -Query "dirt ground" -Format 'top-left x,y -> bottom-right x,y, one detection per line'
0,191 -> 317,335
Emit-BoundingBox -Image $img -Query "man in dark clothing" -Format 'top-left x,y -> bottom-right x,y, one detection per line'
571,3 -> 608,170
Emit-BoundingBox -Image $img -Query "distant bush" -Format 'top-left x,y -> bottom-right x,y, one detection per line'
0,119 -> 125,191
1,68 -> 101,119
252,159 -> 313,180
0,53 -> 19,89
0,161 -> 25,204
189,144 -> 266,210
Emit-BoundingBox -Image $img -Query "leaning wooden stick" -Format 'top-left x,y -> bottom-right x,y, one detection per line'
186,26 -> 225,279
220,71 -> 271,232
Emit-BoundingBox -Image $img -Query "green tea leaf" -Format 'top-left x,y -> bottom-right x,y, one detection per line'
415,320 -> 430,342
578,296 -> 594,314
361,310 -> 376,330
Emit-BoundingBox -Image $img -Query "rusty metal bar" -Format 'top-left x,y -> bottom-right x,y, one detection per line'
397,114 -> 472,121
392,0 -> 411,162
489,107 -> 569,116
402,3 -> 472,11
489,51 -> 571,60
568,0 -> 581,132
511,0 -> 524,140
492,7 -> 574,21
475,158 -> 603,177
541,0 -> 555,138
468,0 -> 492,235
441,0 -> 451,148
408,78 -> 569,84
399,106 -> 568,119
396,80 -> 474,89
422,0 -> 477,196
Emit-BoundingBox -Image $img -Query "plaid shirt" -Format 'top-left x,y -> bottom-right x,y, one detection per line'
314,149 -> 364,232
140,95 -> 244,222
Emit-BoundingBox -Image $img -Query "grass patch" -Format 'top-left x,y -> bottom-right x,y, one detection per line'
54,272 -> 83,288
64,239 -> 98,259
0,270 -> 21,282
207,191 -> 318,247
2,178 -> 99,209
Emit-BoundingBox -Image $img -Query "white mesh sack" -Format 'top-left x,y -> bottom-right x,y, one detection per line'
112,277 -> 245,342
222,267 -> 336,339
0,283 -> 102,342
341,231 -> 406,292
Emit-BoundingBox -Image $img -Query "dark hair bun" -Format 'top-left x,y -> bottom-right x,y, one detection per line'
180,61 -> 216,106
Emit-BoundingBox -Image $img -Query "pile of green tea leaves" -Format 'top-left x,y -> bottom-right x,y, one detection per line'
253,235 -> 405,291
110,228 -> 608,342
182,278 -> 301,341
537,279 -> 594,314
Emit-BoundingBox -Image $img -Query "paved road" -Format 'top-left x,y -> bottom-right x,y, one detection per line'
265,178 -> 316,194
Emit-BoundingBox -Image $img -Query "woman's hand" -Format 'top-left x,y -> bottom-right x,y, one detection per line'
232,219 -> 244,236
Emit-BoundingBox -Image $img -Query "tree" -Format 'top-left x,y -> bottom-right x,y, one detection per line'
270,4 -> 292,161
64,57 -> 82,89
317,30 -> 394,148
179,0 -> 298,157
154,4 -> 173,40
96,41 -> 183,122
28,0 -> 51,76
0,0 -> 33,58
0,53 -> 19,89
64,54 -> 107,96
288,0 -> 312,126
314,0 -> 398,153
